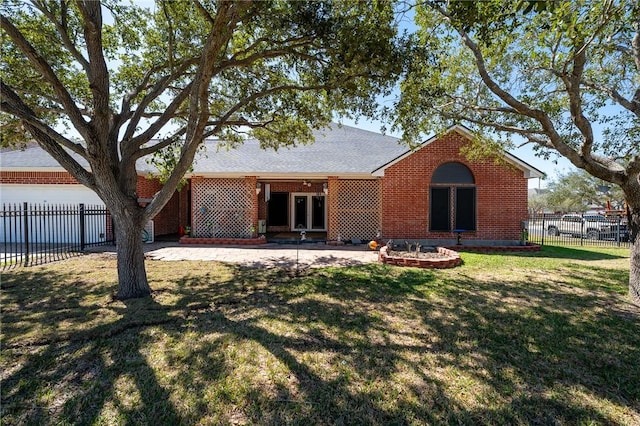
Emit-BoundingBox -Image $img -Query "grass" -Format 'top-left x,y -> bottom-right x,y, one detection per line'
1,246 -> 638,425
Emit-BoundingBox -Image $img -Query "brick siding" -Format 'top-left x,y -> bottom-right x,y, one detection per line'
0,171 -> 79,184
381,132 -> 528,241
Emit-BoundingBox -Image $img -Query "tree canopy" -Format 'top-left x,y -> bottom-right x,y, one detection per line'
395,0 -> 638,178
0,0 -> 403,298
545,169 -> 627,213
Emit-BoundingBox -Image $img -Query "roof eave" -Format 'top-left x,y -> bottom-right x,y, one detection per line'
186,172 -> 379,180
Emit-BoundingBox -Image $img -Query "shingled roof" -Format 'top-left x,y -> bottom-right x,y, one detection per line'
0,145 -> 91,170
187,123 -> 407,177
0,124 -> 407,177
0,123 -> 543,179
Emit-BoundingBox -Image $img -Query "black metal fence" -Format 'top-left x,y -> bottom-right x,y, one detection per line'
1,203 -> 114,270
527,213 -> 630,248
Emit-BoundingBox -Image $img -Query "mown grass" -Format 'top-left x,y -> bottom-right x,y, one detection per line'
1,246 -> 638,425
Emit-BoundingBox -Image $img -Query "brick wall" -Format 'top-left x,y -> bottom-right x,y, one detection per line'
1,171 -> 184,236
0,171 -> 79,184
381,131 -> 528,241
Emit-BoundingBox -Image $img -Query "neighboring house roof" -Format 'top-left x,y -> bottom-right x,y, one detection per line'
372,125 -> 545,179
1,123 -> 544,179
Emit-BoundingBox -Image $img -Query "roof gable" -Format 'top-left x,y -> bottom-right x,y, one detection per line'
371,125 -> 545,179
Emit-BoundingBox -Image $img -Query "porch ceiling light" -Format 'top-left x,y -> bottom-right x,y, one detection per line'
323,183 -> 328,194
256,182 -> 262,195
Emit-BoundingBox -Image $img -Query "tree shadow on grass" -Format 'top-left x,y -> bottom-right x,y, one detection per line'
1,259 -> 639,424
408,271 -> 639,424
1,269 -> 187,424
509,245 -> 628,260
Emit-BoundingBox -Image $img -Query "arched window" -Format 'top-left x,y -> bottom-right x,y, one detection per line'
430,162 -> 476,231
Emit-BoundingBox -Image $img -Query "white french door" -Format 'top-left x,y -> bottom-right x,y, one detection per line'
290,193 -> 326,231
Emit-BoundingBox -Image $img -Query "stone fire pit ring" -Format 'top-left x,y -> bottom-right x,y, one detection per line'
378,245 -> 462,269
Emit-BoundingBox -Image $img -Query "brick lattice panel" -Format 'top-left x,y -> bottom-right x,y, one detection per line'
192,179 -> 253,238
332,180 -> 381,240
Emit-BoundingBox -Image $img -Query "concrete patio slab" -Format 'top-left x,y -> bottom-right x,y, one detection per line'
88,242 -> 379,269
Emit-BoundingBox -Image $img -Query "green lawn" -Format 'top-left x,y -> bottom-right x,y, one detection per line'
1,246 -> 638,425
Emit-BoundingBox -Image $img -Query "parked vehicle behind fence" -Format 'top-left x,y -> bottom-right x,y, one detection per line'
546,214 -> 629,241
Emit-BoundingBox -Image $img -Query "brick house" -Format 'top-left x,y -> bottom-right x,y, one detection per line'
0,124 -> 543,244
0,147 -> 187,237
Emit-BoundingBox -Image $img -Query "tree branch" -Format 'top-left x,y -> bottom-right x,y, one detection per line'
214,83 -> 328,132
126,81 -> 193,152
192,0 -> 215,25
0,13 -> 89,140
122,59 -> 198,144
23,121 -> 95,190
75,0 -> 111,144
563,46 -> 595,160
1,80 -> 87,157
581,78 -> 640,117
133,127 -> 187,160
30,0 -> 90,73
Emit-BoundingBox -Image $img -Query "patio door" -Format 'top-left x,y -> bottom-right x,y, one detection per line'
291,193 -> 326,231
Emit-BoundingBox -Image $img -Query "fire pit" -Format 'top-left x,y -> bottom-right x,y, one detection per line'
378,244 -> 461,269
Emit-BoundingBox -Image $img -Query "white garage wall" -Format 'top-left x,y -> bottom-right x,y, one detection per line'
0,184 -> 107,244
0,184 -> 104,206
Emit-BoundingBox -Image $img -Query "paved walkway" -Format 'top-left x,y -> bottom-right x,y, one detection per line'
89,242 -> 379,269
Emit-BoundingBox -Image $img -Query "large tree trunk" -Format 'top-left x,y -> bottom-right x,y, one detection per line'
624,175 -> 640,304
629,208 -> 640,305
112,213 -> 151,300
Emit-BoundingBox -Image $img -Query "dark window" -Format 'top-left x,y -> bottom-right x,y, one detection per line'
267,193 -> 288,227
455,187 -> 476,230
294,196 -> 307,229
430,162 -> 476,231
430,187 -> 451,231
311,196 -> 325,229
432,162 -> 475,184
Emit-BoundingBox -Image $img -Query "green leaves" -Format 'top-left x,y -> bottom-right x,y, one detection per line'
393,0 -> 638,183
546,169 -> 626,212
1,0 -> 402,166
